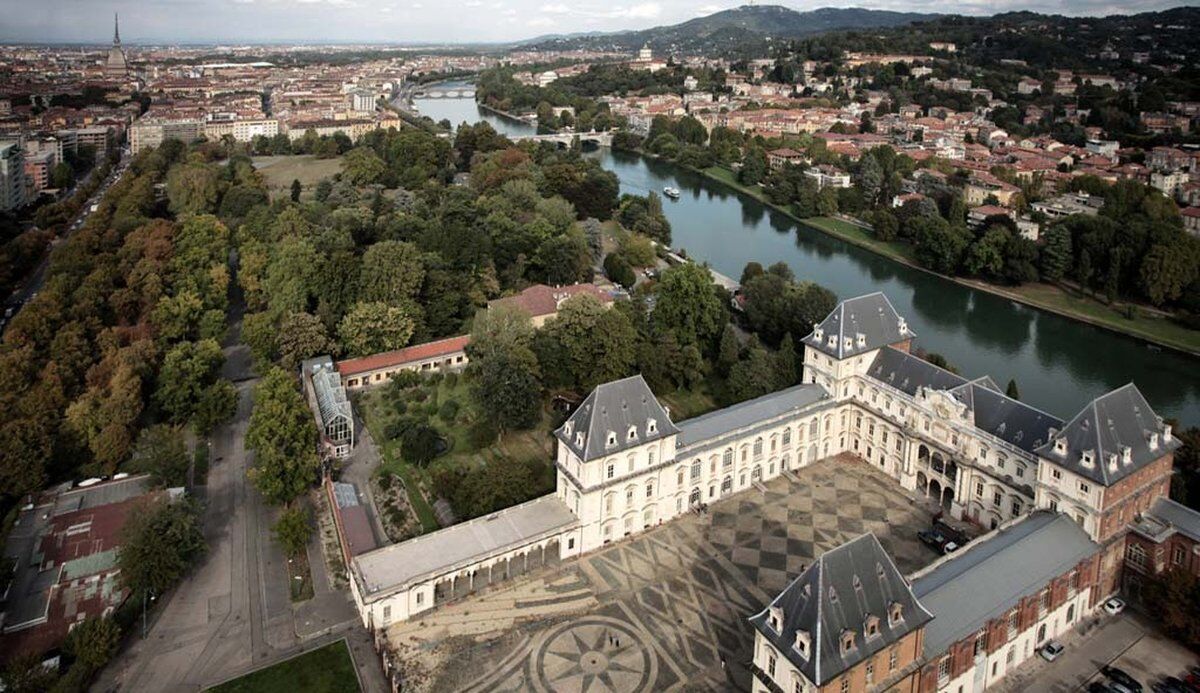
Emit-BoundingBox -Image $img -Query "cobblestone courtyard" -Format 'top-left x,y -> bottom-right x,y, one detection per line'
385,455 -> 942,692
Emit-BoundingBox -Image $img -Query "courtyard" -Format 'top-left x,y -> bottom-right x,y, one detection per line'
383,455 -> 942,692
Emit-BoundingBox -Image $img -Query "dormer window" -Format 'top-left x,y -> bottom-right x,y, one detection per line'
1147,431 -> 1159,450
564,421 -> 573,436
1053,437 -> 1067,455
606,431 -> 617,447
794,629 -> 811,659
898,317 -> 908,334
888,601 -> 904,626
1080,450 -> 1094,469
813,325 -> 824,341
864,614 -> 881,639
1121,445 -> 1132,465
768,605 -> 783,633
1107,453 -> 1118,473
840,629 -> 856,654
826,335 -> 837,349
855,332 -> 866,348
842,336 -> 853,352
574,432 -> 584,447
1164,424 -> 1173,442
627,425 -> 638,442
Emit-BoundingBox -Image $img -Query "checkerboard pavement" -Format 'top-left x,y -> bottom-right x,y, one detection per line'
386,455 -> 942,692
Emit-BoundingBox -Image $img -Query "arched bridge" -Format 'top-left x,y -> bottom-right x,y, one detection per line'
414,88 -> 476,99
508,131 -> 613,147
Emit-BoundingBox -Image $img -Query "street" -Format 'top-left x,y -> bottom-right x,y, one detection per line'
92,278 -> 386,692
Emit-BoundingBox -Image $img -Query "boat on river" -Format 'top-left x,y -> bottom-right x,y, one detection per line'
662,186 -> 681,199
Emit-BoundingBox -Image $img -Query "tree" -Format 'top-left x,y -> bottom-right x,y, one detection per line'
272,504 -> 313,557
1140,242 -> 1199,306
727,343 -> 777,404
739,147 -> 769,186
277,312 -> 338,371
338,301 -> 418,357
357,241 -> 425,306
155,339 -> 225,424
64,615 -> 120,671
776,333 -> 799,387
1,653 -> 59,693
1039,225 -> 1072,283
290,178 -> 302,202
118,496 -> 206,595
618,233 -> 657,267
717,323 -> 740,377
342,146 -> 388,186
166,162 -> 222,216
914,217 -> 970,275
193,379 -> 238,435
246,368 -> 320,505
603,253 -> 636,288
129,425 -> 189,487
536,294 -> 636,391
1141,569 -> 1200,650
465,306 -> 542,431
652,262 -> 728,349
51,161 -> 75,189
401,423 -> 442,466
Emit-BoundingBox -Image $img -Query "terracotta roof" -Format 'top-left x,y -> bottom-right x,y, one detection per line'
488,283 -> 612,319
335,335 -> 470,377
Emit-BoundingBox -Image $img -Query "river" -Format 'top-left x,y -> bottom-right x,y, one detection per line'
412,91 -> 1200,427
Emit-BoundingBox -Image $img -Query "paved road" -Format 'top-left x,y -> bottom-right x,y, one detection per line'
94,264 -> 386,692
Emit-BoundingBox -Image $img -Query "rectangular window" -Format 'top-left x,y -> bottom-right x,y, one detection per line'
865,661 -> 874,684
383,605 -> 391,620
888,647 -> 897,671
993,491 -> 1002,508
767,653 -> 776,677
568,538 -> 575,549
607,464 -> 614,479
937,657 -> 950,682
1079,481 -> 1089,495
1052,468 -> 1062,480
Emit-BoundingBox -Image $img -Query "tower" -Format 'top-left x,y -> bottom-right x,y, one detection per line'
105,12 -> 129,79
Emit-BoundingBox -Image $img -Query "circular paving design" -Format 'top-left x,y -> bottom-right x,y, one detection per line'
532,616 -> 657,692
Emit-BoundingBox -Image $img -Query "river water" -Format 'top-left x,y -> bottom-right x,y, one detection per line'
413,92 -> 1200,426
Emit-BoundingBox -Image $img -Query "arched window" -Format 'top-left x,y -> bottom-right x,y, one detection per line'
810,419 -> 819,437
782,428 -> 792,446
677,467 -> 685,486
753,438 -> 763,458
645,480 -> 654,498
723,448 -> 733,469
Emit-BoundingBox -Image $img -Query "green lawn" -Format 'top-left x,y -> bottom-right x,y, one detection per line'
250,155 -> 344,200
207,640 -> 359,693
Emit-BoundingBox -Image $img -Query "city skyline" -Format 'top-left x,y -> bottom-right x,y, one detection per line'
0,0 -> 1195,44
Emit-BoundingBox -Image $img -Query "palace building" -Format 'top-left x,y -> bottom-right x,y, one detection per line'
346,292 -> 1192,691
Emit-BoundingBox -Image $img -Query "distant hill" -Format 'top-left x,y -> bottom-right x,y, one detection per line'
523,5 -> 938,53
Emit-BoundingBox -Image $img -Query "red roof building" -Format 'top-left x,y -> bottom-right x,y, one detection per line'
336,334 -> 471,389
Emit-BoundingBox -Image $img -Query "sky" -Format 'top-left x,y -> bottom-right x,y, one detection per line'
0,0 -> 1192,45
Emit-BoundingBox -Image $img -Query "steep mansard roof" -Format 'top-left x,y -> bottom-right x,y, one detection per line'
802,293 -> 914,360
1034,383 -> 1180,486
749,533 -> 933,686
555,375 -> 679,462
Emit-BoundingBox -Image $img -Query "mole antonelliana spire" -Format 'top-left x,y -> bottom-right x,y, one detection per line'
105,12 -> 129,78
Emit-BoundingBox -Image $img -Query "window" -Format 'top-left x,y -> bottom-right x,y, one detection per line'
888,647 -> 897,671
840,679 -> 850,693
607,464 -> 614,479
937,657 -> 951,682
607,432 -> 617,446
605,494 -> 613,513
648,419 -> 657,434
1174,546 -> 1186,565
973,631 -> 987,656
1016,464 -> 1025,478
783,429 -> 792,446
767,653 -> 776,678
1012,499 -> 1022,516
1078,481 -> 1089,495
1005,647 -> 1014,665
840,630 -> 855,654
1038,591 -> 1049,615
1051,468 -> 1062,480
754,438 -> 763,458
646,481 -> 654,498
865,661 -> 874,685
648,450 -> 655,465
993,490 -> 1002,508
677,469 -> 684,486
1126,543 -> 1147,570
568,537 -> 575,550
864,615 -> 880,639
1007,612 -> 1019,641
691,461 -> 701,481
384,605 -> 391,620
626,487 -> 634,505
975,481 -> 984,498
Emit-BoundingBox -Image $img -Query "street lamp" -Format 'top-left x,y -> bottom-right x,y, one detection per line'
142,590 -> 156,639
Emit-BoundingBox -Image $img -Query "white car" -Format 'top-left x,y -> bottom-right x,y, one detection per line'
1039,640 -> 1065,662
1103,597 -> 1125,615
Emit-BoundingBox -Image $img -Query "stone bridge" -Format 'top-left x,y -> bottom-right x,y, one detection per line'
509,131 -> 614,147
414,89 -> 476,99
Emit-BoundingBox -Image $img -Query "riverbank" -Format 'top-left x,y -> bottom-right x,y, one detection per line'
643,154 -> 1199,357
477,102 -> 537,127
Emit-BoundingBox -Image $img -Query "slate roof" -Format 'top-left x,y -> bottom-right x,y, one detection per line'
1133,497 -> 1200,544
802,293 -> 913,360
911,512 -> 1097,657
952,381 -> 1062,455
1034,383 -> 1180,486
866,346 -> 966,397
555,375 -> 679,462
676,383 -> 830,449
749,533 -> 933,686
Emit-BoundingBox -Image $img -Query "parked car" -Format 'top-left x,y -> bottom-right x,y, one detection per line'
1103,597 -> 1126,615
918,529 -> 960,554
1153,677 -> 1189,693
933,518 -> 970,546
1039,640 -> 1065,661
1103,666 -> 1144,693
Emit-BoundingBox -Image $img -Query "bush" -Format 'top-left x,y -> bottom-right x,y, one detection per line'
603,253 -> 636,288
400,423 -> 442,466
443,372 -> 459,388
386,370 -> 423,389
391,399 -> 408,416
469,418 -> 498,448
438,400 -> 460,421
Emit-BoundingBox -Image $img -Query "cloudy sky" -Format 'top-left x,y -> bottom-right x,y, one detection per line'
0,0 -> 1190,44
